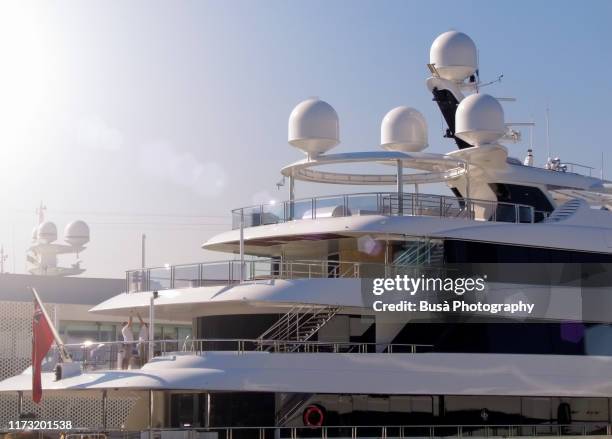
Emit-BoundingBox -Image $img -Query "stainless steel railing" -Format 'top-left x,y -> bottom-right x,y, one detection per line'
231,191 -> 535,229
29,423 -> 612,438
125,258 -> 436,293
44,338 -> 434,372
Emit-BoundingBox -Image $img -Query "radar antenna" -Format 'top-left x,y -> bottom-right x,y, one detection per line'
478,74 -> 504,88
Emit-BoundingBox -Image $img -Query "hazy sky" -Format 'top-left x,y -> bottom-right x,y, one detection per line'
0,0 -> 610,278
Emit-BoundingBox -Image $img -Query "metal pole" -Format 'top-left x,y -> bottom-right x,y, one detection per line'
17,391 -> 23,418
546,107 -> 551,161
141,234 -> 146,268
148,294 -> 155,361
53,305 -> 59,335
465,161 -> 471,199
396,160 -> 403,215
205,392 -> 211,428
239,208 -> 245,283
102,389 -> 107,430
149,389 -> 154,438
289,175 -> 295,220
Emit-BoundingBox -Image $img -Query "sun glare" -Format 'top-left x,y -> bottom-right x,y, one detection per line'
0,3 -> 55,163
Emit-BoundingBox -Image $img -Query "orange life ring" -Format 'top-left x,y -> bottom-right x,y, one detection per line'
303,404 -> 325,427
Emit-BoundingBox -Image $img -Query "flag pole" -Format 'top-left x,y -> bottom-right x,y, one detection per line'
31,288 -> 71,362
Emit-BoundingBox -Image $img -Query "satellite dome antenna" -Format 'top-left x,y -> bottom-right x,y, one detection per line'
26,205 -> 90,277
380,107 -> 428,152
455,94 -> 505,146
288,98 -> 340,159
429,30 -> 478,83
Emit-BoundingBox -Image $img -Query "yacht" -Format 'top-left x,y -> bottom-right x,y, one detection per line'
2,30 -> 612,438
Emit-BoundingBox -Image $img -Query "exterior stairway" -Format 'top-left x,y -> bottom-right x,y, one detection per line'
275,392 -> 313,426
393,239 -> 444,266
257,304 -> 342,352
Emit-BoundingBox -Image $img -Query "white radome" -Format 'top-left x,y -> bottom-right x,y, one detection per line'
455,93 -> 505,146
430,31 -> 477,82
37,221 -> 58,244
64,220 -> 90,247
288,98 -> 339,157
380,106 -> 428,152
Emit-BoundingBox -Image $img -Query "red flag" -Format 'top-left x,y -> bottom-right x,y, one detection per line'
32,299 -> 54,404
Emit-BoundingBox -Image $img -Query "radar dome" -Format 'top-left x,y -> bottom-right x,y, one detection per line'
430,31 -> 477,82
455,93 -> 505,146
37,221 -> 57,244
65,220 -> 90,247
380,106 -> 428,152
288,98 -> 339,157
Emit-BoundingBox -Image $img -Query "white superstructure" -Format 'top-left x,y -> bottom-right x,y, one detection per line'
2,30 -> 612,437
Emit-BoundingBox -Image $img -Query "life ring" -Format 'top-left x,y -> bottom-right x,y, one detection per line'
303,404 -> 325,427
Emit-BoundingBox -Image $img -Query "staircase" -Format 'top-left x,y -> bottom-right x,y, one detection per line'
545,198 -> 585,223
257,304 -> 341,352
275,393 -> 313,426
393,240 -> 444,266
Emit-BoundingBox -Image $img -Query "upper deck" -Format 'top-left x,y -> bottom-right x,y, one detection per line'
231,191 -> 537,229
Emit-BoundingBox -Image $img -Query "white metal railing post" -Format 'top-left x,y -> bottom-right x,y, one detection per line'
396,160 -> 403,215
289,175 -> 295,220
515,204 -> 519,223
148,294 -> 155,362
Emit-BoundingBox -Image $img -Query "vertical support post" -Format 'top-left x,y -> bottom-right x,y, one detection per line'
239,208 -> 245,283
515,204 -> 520,223
396,160 -> 403,215
17,391 -> 23,418
289,175 -> 295,220
148,293 -> 155,361
149,389 -> 154,437
465,161 -> 471,199
53,306 -> 59,337
141,234 -> 146,269
102,389 -> 108,430
205,392 -> 211,428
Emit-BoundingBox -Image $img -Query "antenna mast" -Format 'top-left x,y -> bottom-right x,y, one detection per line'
545,107 -> 551,160
36,202 -> 46,225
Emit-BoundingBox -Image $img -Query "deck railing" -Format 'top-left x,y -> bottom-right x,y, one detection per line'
125,258 -> 434,293
28,423 -> 612,438
45,338 -> 434,372
231,192 -> 535,229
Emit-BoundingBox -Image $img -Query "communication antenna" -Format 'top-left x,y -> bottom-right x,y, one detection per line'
36,201 -> 47,225
478,74 -> 504,89
545,107 -> 551,160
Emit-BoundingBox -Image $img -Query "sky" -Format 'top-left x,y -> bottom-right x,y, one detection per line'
0,0 -> 610,278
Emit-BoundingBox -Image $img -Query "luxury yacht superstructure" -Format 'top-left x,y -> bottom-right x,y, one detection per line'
2,31 -> 612,438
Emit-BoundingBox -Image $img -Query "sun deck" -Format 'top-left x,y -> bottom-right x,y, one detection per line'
230,191 -> 538,229
125,258 -> 441,293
